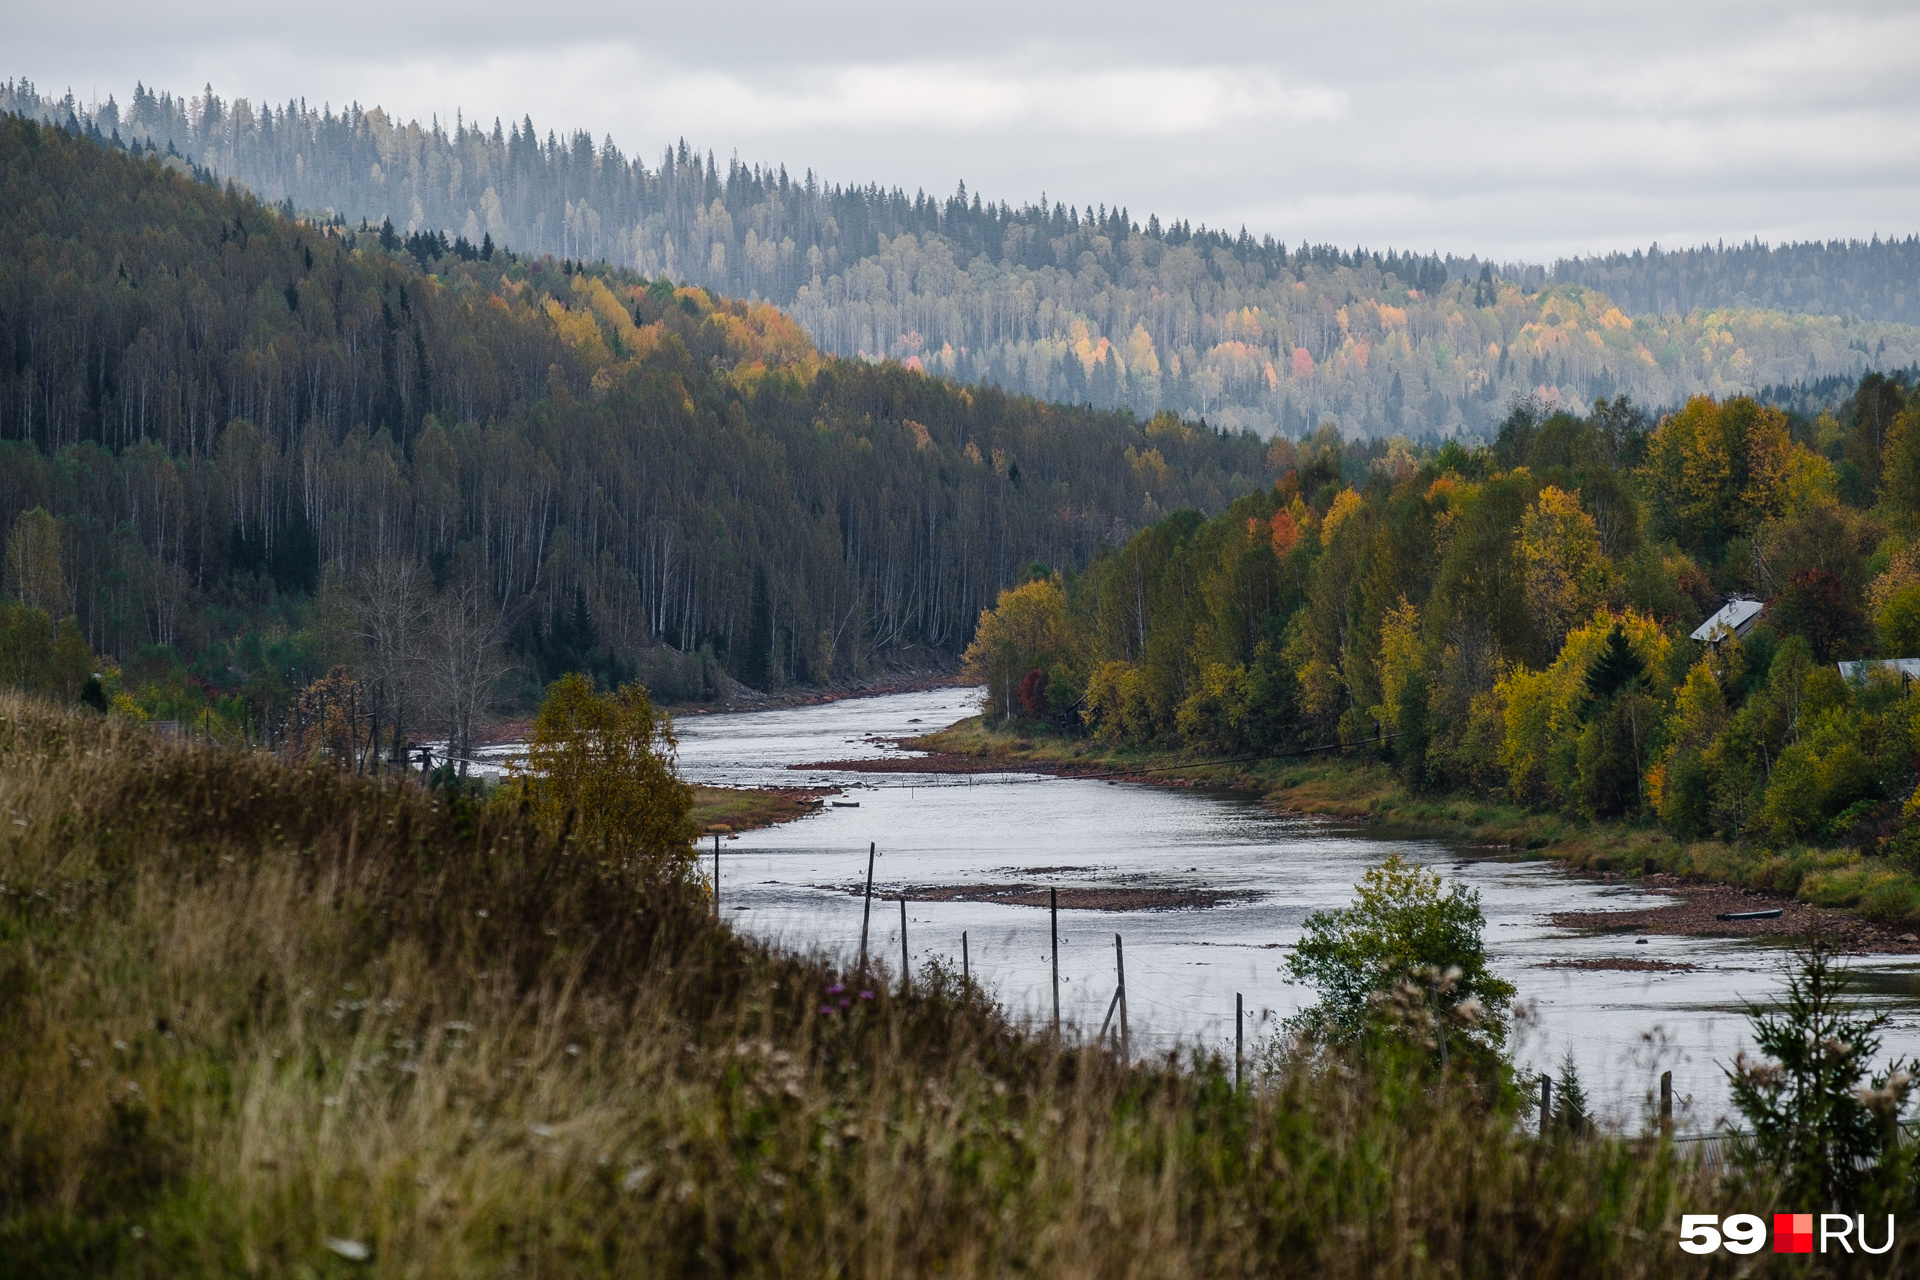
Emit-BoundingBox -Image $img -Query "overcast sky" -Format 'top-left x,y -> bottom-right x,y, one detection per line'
11,0 -> 1919,261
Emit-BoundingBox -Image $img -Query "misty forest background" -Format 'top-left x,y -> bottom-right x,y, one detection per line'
0,116 -> 1271,761
6,78 -> 1920,440
2,75 -> 1920,763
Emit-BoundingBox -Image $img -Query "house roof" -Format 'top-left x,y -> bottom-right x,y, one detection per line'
1837,658 -> 1920,682
1688,598 -> 1764,643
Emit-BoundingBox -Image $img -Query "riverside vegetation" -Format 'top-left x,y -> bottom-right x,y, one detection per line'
6,677 -> 1919,1278
956,373 -> 1920,922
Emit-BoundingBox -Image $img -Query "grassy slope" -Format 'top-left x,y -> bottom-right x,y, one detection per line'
0,694 -> 1830,1276
919,719 -> 1920,924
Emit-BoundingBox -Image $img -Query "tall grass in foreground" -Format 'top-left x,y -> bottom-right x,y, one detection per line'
0,693 -> 1896,1276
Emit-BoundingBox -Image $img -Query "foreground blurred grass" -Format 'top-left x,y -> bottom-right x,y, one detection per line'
0,693 -> 1881,1276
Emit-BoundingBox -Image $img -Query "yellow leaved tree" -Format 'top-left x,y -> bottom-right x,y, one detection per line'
1519,486 -> 1616,655
511,674 -> 697,867
1497,611 -> 1671,807
1640,395 -> 1830,557
962,577 -> 1078,722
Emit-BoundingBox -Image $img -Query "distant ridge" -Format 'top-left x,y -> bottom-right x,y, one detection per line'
7,77 -> 1919,438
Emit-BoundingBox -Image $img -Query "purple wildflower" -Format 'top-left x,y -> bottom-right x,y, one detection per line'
858,990 -> 875,1001
826,983 -> 845,995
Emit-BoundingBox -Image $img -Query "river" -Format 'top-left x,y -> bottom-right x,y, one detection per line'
554,687 -> 1920,1132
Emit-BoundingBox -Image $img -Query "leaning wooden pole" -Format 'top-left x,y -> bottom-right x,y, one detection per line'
1115,933 -> 1129,1064
857,842 -> 876,974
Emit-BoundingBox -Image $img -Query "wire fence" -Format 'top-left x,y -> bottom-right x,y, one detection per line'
1671,1126 -> 1920,1176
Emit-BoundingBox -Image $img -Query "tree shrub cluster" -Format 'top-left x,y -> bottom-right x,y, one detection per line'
967,376 -> 1920,859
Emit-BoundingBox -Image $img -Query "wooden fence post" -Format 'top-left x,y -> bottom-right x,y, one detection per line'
1539,1075 -> 1552,1137
712,833 -> 720,918
899,897 -> 910,993
1115,933 -> 1129,1064
1236,993 -> 1244,1091
857,843 -> 876,974
1051,887 -> 1060,1038
1661,1071 -> 1673,1135
962,931 -> 969,985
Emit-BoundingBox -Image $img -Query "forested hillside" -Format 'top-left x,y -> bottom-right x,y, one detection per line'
6,79 -> 1919,439
1547,237 -> 1920,327
965,371 -> 1920,868
0,117 -> 1271,750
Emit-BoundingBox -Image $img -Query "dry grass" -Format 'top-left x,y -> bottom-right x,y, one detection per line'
690,785 -> 826,833
0,694 -> 1871,1277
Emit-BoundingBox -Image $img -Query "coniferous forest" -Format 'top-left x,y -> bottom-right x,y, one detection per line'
5,78 -> 1918,439
0,117 -> 1271,753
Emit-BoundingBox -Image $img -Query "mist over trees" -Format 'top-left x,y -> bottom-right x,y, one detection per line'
0,118 -> 1272,746
1545,238 -> 1920,327
6,78 -> 1918,441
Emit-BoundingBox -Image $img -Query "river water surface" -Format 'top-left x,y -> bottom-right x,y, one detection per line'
643,688 -> 1920,1131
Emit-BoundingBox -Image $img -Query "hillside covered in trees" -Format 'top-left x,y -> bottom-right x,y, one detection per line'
1546,237 -> 1920,327
964,371 -> 1920,883
5,79 -> 1918,441
0,116 -> 1273,752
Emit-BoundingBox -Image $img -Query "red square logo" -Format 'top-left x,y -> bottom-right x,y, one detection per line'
1774,1213 -> 1814,1254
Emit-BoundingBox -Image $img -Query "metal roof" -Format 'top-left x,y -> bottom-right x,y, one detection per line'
1838,658 -> 1920,682
1688,598 -> 1764,643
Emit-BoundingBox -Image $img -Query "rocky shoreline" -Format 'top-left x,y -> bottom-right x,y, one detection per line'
1550,873 -> 1920,954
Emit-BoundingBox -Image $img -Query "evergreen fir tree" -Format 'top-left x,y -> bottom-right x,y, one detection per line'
1554,1049 -> 1589,1134
1582,625 -> 1645,709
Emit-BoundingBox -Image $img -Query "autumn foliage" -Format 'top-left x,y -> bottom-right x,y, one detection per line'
511,673 -> 696,866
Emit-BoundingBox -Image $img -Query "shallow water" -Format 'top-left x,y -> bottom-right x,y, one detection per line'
667,686 -> 1920,1133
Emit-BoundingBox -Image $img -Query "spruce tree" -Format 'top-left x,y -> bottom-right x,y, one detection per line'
1582,625 -> 1645,709
1554,1049 -> 1589,1134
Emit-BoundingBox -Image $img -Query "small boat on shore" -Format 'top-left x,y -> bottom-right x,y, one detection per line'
1714,908 -> 1784,922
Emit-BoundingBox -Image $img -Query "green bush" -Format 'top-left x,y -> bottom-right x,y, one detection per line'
1657,749 -> 1714,838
